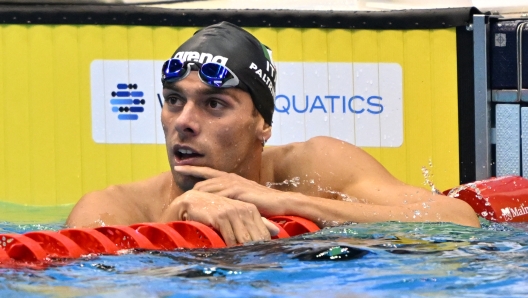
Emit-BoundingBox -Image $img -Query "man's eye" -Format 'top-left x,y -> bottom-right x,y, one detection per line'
166,97 -> 183,105
208,100 -> 221,109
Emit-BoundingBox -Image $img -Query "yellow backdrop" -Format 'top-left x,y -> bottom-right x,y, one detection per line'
0,25 -> 459,205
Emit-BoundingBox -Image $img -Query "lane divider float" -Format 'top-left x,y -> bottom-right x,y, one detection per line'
444,175 -> 528,222
0,215 -> 319,269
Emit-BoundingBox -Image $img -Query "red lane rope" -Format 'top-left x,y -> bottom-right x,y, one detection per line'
165,221 -> 226,248
59,228 -> 119,254
268,216 -> 320,236
443,175 -> 528,222
0,216 -> 320,269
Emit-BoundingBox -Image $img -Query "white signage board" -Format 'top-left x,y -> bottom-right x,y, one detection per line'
91,60 -> 403,147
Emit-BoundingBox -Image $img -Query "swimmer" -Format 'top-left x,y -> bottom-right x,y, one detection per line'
67,22 -> 480,246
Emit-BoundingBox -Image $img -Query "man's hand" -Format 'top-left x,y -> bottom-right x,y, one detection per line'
160,189 -> 278,246
174,165 -> 287,216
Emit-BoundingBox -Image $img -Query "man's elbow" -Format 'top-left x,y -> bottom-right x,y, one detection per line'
450,199 -> 481,228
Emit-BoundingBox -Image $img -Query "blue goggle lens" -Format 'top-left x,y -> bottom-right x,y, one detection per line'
162,59 -> 187,81
161,58 -> 239,88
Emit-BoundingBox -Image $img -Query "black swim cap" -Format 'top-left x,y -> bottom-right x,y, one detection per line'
170,22 -> 276,125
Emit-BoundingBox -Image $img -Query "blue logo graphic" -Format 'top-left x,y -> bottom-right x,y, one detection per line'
110,83 -> 145,120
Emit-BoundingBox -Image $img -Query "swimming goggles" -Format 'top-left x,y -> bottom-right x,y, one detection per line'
161,58 -> 240,88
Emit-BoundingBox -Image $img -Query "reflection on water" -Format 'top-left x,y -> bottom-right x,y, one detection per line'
2,215 -> 528,297
0,202 -> 72,226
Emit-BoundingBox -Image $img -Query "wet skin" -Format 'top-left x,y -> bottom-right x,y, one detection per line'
67,72 -> 481,246
161,72 -> 268,192
157,72 -> 274,245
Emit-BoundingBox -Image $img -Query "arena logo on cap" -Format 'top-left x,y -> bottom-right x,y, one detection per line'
172,51 -> 228,65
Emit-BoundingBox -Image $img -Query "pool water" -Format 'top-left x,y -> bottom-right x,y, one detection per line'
1,205 -> 528,297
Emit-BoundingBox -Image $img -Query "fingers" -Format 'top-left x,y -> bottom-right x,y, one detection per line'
214,204 -> 270,246
193,178 -> 230,194
216,221 -> 237,247
243,206 -> 271,242
173,189 -> 272,247
174,165 -> 225,179
262,217 -> 280,237
231,205 -> 270,245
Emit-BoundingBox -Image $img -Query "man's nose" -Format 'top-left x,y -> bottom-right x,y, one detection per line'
174,102 -> 200,136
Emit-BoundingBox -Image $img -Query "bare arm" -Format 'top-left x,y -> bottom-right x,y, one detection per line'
176,136 -> 480,228
66,186 -> 149,228
67,175 -> 279,246
279,136 -> 480,227
275,186 -> 480,227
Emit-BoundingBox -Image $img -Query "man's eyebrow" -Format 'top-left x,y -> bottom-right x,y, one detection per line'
163,83 -> 184,94
197,86 -> 233,97
165,83 -> 237,100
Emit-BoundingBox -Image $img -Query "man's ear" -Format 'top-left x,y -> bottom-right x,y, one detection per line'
260,123 -> 272,143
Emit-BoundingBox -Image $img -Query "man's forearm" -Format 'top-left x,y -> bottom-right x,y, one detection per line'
282,192 -> 481,228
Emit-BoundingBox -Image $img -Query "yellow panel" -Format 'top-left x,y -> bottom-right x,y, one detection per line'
153,26 -> 178,174
430,28 -> 459,190
403,30 -> 434,188
0,26 -> 4,201
351,30 -> 381,161
128,26 -> 154,60
0,24 -> 461,205
3,25 -> 31,204
153,26 -> 180,60
102,26 -> 133,186
248,27 -> 279,62
327,29 -> 352,62
302,29 -> 327,62
276,28 -> 303,62
351,30 -> 379,62
53,25 -> 83,205
78,25 -> 107,197
128,26 -> 158,181
28,25 -> 56,205
376,30 -> 407,182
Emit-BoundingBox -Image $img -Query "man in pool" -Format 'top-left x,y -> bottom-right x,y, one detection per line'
67,22 -> 480,246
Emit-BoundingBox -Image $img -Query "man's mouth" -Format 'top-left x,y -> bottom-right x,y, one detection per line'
174,146 -> 204,161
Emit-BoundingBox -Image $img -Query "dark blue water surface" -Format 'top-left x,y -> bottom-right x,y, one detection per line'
1,204 -> 528,297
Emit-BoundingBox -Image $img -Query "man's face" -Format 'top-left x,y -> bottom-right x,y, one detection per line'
162,71 -> 269,191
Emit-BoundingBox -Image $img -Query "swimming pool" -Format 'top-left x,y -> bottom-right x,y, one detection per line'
1,203 -> 527,297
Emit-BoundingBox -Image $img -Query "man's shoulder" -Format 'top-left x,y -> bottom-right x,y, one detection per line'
67,172 -> 173,227
303,136 -> 348,150
264,136 -> 358,174
90,171 -> 171,200
266,136 -> 353,157
262,136 -> 365,193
